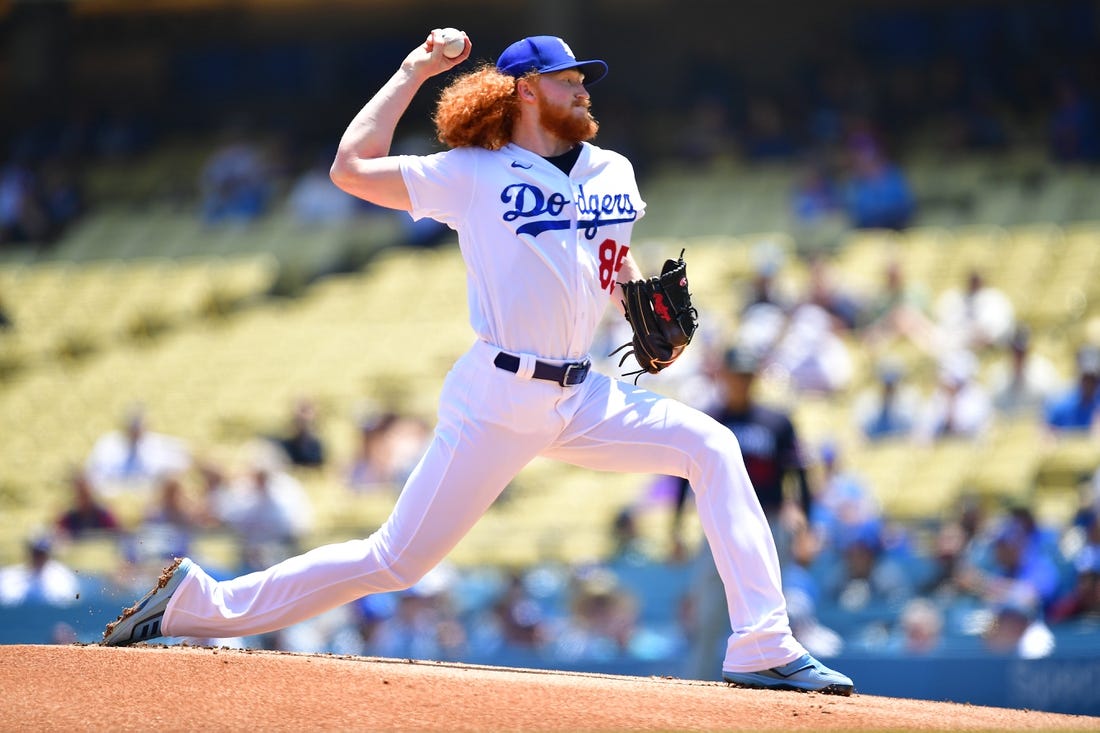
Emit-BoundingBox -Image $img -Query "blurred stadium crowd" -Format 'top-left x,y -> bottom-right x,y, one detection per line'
2,0 -> 1099,247
1,0 -> 1100,689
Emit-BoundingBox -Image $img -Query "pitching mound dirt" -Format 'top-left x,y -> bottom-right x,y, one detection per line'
1,644 -> 1096,732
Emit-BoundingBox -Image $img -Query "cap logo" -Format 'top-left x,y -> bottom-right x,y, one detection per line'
557,38 -> 576,60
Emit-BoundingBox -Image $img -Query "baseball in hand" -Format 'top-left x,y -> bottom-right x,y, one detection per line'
438,28 -> 466,58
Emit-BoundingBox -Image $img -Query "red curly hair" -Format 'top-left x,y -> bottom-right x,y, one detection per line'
433,64 -> 522,150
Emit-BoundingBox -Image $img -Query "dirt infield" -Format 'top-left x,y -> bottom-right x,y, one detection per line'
2,645 -> 1097,732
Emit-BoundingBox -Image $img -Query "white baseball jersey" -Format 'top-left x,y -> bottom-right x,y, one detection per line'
400,141 -> 644,360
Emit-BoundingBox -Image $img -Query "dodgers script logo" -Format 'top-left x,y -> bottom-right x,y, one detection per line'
500,183 -> 637,239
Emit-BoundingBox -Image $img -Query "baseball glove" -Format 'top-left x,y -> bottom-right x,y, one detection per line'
612,250 -> 699,382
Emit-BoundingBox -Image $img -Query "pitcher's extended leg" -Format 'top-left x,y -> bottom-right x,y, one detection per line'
163,360 -> 554,639
544,373 -> 803,672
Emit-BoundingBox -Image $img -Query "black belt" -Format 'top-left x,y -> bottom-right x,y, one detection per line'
494,352 -> 591,387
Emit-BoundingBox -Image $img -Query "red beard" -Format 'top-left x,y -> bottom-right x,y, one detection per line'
538,95 -> 599,145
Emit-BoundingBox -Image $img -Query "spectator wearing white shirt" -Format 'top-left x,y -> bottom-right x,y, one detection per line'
934,268 -> 1016,353
287,152 -> 360,225
212,441 -> 314,572
913,350 -> 994,444
85,406 -> 190,492
987,326 -> 1062,416
0,535 -> 80,607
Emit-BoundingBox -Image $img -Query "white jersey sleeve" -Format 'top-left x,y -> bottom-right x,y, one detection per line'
398,148 -> 479,227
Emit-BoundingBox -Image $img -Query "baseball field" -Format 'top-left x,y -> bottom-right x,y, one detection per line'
2,644 -> 1096,732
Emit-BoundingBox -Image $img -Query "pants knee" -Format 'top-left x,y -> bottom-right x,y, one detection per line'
371,541 -> 432,592
689,427 -> 743,491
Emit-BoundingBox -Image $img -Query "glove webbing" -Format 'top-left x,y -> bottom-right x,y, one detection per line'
610,249 -> 694,384
608,342 -> 650,385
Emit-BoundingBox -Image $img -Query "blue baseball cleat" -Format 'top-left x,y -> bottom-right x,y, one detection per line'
723,653 -> 854,696
101,557 -> 193,647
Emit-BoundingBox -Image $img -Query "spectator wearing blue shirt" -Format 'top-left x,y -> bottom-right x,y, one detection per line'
852,360 -> 920,441
1048,509 -> 1100,625
824,519 -> 914,613
1043,345 -> 1100,433
959,516 -> 1063,615
810,442 -> 880,553
843,147 -> 915,230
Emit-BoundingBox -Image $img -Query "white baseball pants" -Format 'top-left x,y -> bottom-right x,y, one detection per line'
163,339 -> 805,673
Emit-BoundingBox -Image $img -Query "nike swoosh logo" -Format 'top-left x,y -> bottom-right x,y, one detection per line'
510,161 -> 533,169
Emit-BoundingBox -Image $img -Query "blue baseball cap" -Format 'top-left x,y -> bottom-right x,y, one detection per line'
496,35 -> 608,85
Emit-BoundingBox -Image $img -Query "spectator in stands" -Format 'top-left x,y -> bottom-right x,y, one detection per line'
982,586 -> 1056,660
549,566 -> 639,664
0,534 -> 80,607
955,494 -> 991,549
765,297 -> 854,394
859,257 -> 936,353
1043,344 -> 1100,435
791,161 -> 842,231
0,158 -> 50,245
988,326 -> 1062,417
957,515 -> 1063,616
739,241 -> 792,317
824,520 -> 913,613
211,440 -> 313,571
841,145 -> 915,230
1058,499 -> 1100,606
54,468 -> 121,540
272,397 -> 326,468
933,267 -> 1016,353
810,442 -> 880,554
1006,504 -> 1062,560
85,405 -> 190,491
198,122 -> 274,224
1048,540 -> 1100,624
609,507 -> 655,566
912,350 -> 993,444
193,456 -> 231,528
740,245 -> 859,398
287,151 -> 361,225
484,571 -> 551,652
781,526 -> 830,625
889,597 -> 945,656
920,519 -> 974,603
126,473 -> 203,564
852,359 -> 920,441
802,254 -> 863,332
345,412 -> 400,491
1076,490 -> 1100,543
345,411 -> 431,492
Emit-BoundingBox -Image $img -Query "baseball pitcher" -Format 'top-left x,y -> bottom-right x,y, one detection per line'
102,29 -> 853,696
